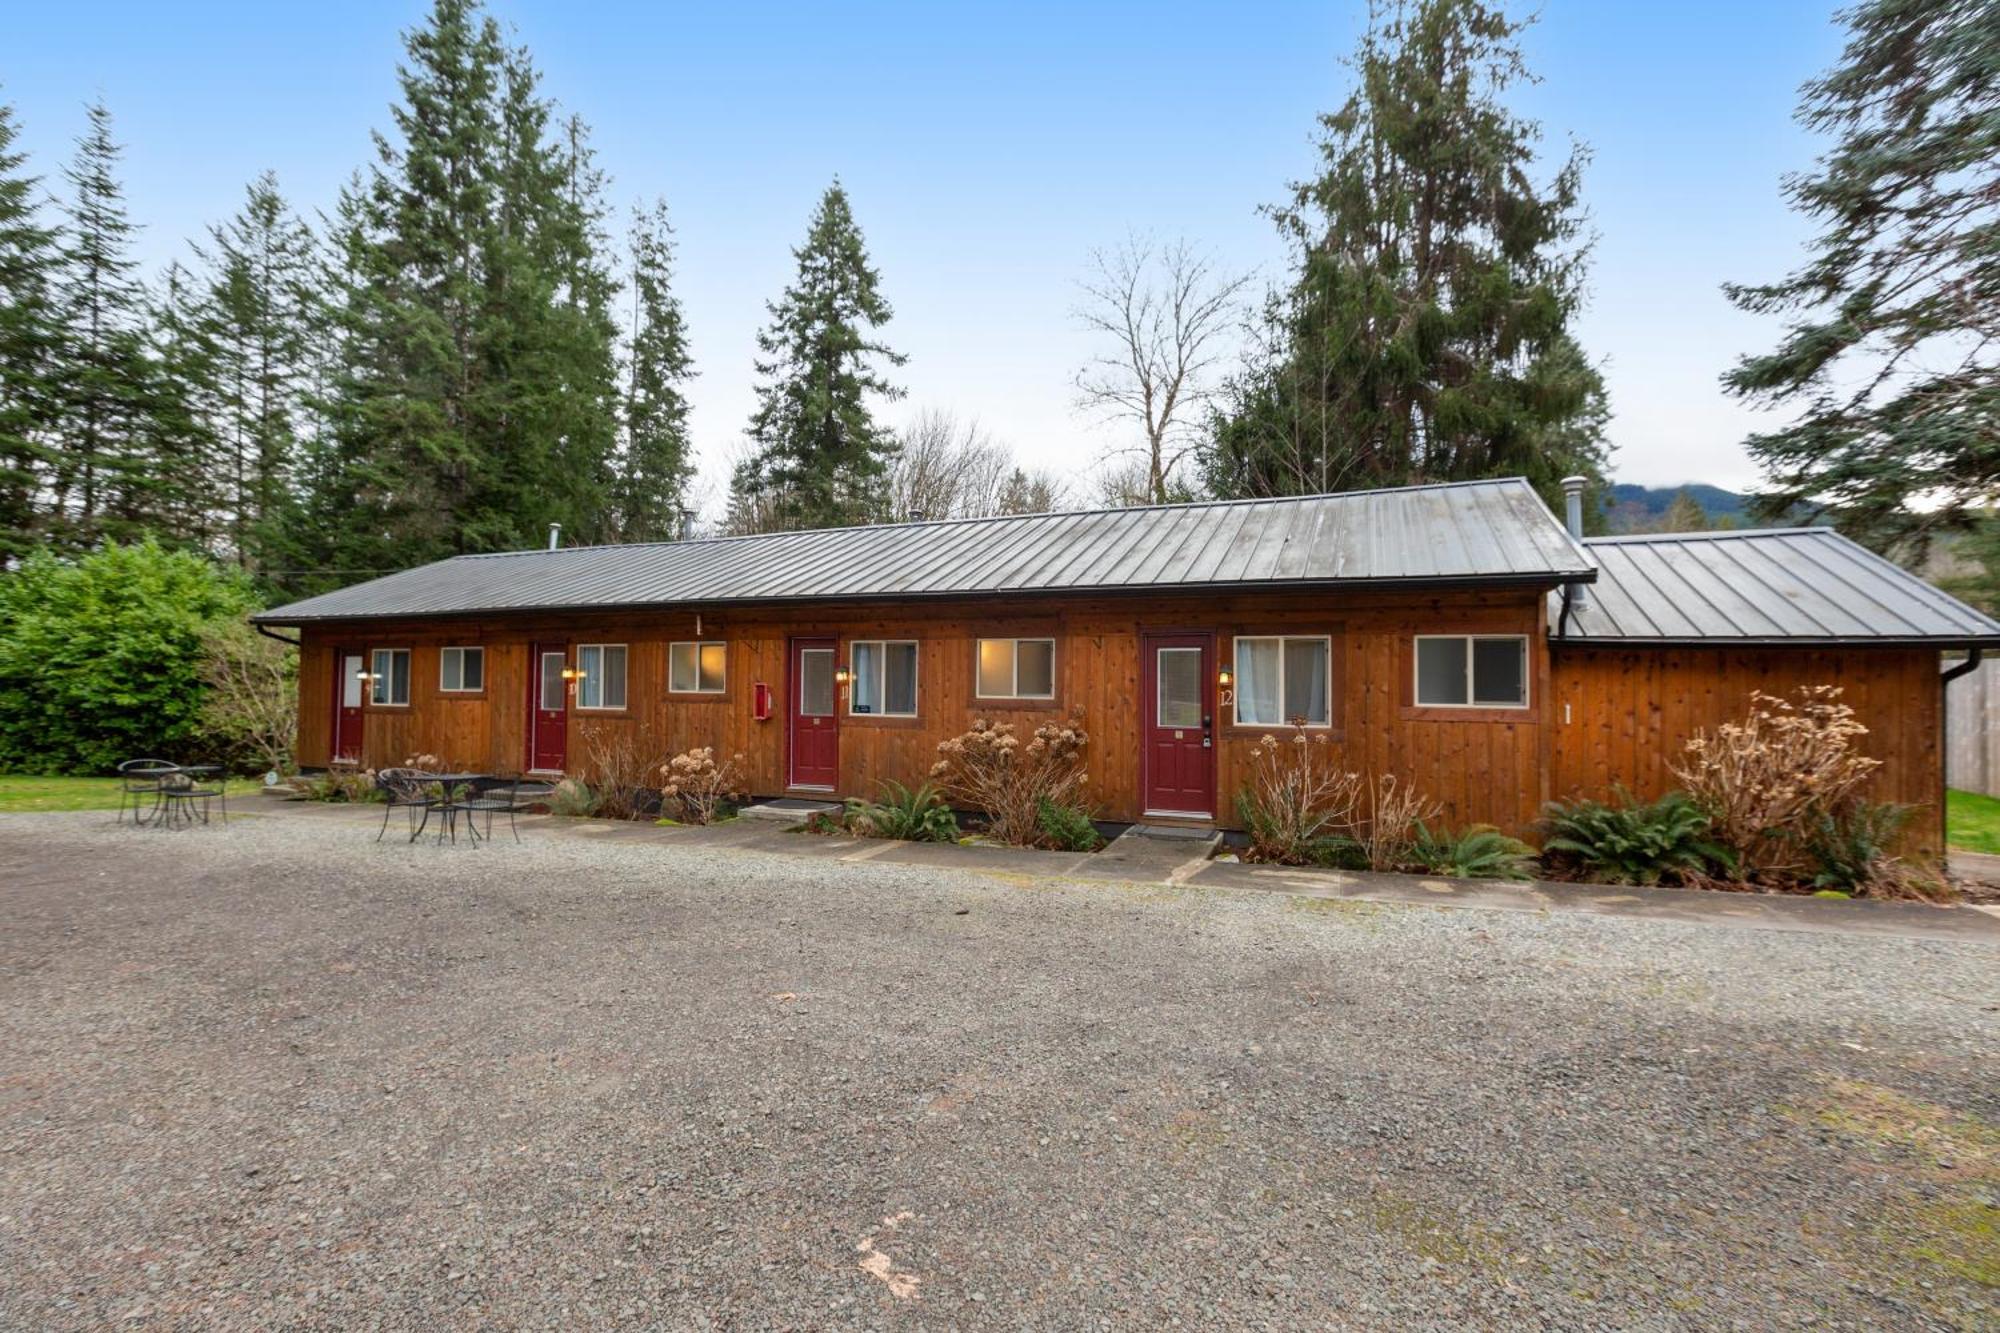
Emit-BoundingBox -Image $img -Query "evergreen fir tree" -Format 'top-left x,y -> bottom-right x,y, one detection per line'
730,181 -> 904,531
1202,0 -> 1609,513
616,198 -> 695,540
51,100 -> 156,547
1657,488 -> 1711,534
1724,0 -> 1998,553
142,260 -> 222,546
194,172 -> 320,571
0,98 -> 62,562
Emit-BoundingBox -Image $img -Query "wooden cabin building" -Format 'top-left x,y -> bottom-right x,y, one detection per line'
253,478 -> 2000,862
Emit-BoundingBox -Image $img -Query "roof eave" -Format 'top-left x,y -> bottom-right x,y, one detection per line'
250,568 -> 1597,626
1552,634 -> 2000,650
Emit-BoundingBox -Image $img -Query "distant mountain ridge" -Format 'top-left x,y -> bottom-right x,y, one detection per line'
1605,482 -> 1750,532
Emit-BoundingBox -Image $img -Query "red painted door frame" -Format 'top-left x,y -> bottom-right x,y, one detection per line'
331,645 -> 364,764
1140,631 -> 1217,818
527,642 -> 569,772
788,637 -> 840,790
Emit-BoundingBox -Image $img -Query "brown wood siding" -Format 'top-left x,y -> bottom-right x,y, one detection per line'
295,587 -> 1550,834
1549,645 -> 1944,861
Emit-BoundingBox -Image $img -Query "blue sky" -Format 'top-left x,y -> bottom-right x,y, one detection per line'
5,1 -> 1849,504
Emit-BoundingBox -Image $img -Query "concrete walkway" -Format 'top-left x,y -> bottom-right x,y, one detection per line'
245,795 -> 2000,945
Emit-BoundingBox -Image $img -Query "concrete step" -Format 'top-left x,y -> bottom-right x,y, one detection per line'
738,798 -> 843,826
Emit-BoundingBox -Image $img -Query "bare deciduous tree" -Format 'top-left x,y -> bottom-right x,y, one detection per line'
888,409 -> 1071,520
198,622 -> 297,774
1073,236 -> 1248,504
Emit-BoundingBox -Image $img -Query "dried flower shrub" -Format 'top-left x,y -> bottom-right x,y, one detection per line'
660,747 -> 747,825
1235,726 -> 1363,864
1670,686 -> 1882,885
930,710 -> 1090,847
580,728 -> 668,821
298,767 -> 380,803
1362,773 -> 1442,873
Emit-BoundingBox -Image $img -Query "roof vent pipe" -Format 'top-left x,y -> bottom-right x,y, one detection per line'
1560,475 -> 1589,608
547,522 -> 561,551
908,509 -> 927,523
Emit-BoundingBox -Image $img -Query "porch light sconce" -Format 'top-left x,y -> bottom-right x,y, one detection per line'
1217,665 -> 1234,688
560,666 -> 583,681
355,670 -> 374,682
834,664 -> 850,686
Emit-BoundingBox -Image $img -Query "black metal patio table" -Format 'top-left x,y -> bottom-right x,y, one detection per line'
425,772 -> 491,845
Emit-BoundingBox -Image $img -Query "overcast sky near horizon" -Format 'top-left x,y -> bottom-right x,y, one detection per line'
5,0 -> 1847,507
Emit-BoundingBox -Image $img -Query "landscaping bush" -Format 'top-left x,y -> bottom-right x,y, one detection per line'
197,620 -> 298,775
297,768 -> 381,803
1803,800 -> 1952,902
930,710 -> 1091,848
1404,822 -> 1536,880
546,777 -> 599,817
846,780 -> 959,842
1235,727 -> 1362,864
1671,686 -> 1880,884
0,541 -> 260,773
1360,773 -> 1441,873
659,747 -> 745,825
580,728 -> 665,820
1541,788 -> 1734,886
1034,797 -> 1103,852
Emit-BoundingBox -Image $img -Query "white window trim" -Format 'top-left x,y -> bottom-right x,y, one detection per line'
438,645 -> 484,693
847,639 -> 920,718
973,637 -> 1057,700
575,643 -> 629,711
668,640 -> 727,694
369,647 -> 411,707
1230,635 -> 1333,727
1412,634 -> 1531,709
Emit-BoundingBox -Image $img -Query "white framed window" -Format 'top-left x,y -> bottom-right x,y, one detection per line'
576,644 -> 628,710
669,641 -> 727,694
1414,635 -> 1529,708
439,646 -> 484,692
849,640 -> 918,717
975,637 -> 1055,699
369,648 -> 411,706
1233,636 -> 1331,726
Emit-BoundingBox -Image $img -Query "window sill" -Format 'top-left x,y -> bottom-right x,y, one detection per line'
574,707 -> 632,718
970,696 -> 1063,710
438,690 -> 485,698
844,713 -> 923,729
1400,704 -> 1536,723
666,691 -> 730,702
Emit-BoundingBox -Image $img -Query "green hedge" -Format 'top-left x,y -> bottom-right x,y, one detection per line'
0,542 -> 260,774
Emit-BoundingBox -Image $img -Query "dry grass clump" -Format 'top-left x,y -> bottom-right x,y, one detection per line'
660,747 -> 746,825
580,729 -> 668,821
1362,773 -> 1443,873
1237,728 -> 1361,864
930,710 -> 1090,847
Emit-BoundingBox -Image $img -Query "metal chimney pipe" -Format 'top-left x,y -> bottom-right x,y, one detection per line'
547,522 -> 561,551
1560,476 -> 1588,607
678,507 -> 695,540
908,509 -> 927,523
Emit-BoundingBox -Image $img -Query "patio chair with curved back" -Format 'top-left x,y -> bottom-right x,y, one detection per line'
450,775 -> 523,844
374,767 -> 441,843
116,759 -> 179,826
157,767 -> 227,828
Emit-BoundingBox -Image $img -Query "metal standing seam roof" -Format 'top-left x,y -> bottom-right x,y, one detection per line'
252,477 -> 1596,624
1552,527 -> 2000,647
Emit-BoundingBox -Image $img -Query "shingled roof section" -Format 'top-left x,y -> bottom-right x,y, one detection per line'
255,477 -> 1595,624
1553,527 -> 2000,647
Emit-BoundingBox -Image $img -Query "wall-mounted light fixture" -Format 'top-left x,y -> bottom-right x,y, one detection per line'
561,666 -> 584,681
834,664 -> 850,686
355,669 -> 374,682
1217,665 -> 1234,689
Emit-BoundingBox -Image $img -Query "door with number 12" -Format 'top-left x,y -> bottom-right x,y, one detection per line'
1141,633 -> 1215,817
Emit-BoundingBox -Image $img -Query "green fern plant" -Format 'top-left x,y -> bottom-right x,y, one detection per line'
1405,822 -> 1536,880
845,780 -> 960,843
1541,788 -> 1733,885
1035,798 -> 1103,851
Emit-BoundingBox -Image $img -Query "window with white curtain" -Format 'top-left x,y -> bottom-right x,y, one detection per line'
1232,636 -> 1330,726
576,644 -> 628,710
369,648 -> 410,706
849,640 -> 918,716
1413,635 -> 1528,708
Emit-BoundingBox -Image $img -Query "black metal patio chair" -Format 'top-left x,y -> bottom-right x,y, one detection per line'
116,759 -> 178,826
451,776 -> 551,844
157,767 -> 227,828
374,767 -> 441,843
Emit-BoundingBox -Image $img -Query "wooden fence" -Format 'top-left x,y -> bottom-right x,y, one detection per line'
1945,656 -> 2000,797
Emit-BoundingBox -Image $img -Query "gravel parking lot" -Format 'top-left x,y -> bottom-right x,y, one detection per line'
1,809 -> 1995,1330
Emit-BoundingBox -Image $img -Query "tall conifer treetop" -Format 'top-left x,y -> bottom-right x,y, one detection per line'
1203,0 -> 1609,515
730,180 -> 905,532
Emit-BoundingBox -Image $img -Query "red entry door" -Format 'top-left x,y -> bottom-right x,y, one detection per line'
529,644 -> 568,772
789,638 -> 839,790
332,648 -> 364,764
1142,633 -> 1215,817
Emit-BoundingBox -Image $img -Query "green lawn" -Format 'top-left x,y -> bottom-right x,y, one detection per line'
0,774 -> 254,813
1946,788 -> 2000,856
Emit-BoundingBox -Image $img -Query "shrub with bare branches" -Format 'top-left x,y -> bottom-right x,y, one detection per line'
580,728 -> 667,821
1361,774 -> 1444,873
660,747 -> 747,825
930,710 -> 1090,846
197,622 -> 297,774
1235,727 -> 1363,864
1670,686 -> 1882,885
